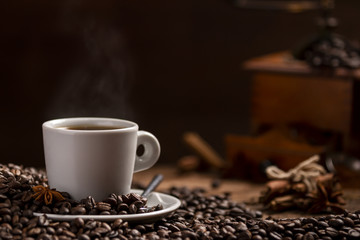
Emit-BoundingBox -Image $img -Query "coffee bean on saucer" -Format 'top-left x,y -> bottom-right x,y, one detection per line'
129,203 -> 138,214
104,194 -> 118,206
117,203 -> 129,213
58,205 -> 70,214
82,196 -> 96,210
71,206 -> 86,215
95,202 -> 111,212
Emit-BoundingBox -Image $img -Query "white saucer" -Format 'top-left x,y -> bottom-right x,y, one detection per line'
33,190 -> 181,223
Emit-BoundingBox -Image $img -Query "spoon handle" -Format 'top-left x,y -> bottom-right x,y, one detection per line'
141,174 -> 164,198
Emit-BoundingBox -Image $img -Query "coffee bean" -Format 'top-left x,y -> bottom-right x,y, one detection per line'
252,235 -> 263,240
0,207 -> 11,215
326,227 -> 339,237
117,203 -> 129,212
63,229 -> 76,238
294,233 -> 303,240
129,228 -> 141,237
101,222 -> 111,231
46,226 -> 55,235
84,220 -> 97,230
269,231 -> 282,240
107,230 -> 119,238
94,227 -> 109,235
70,206 -> 86,215
303,232 -> 317,240
104,194 -> 118,206
318,220 -> 329,228
72,217 -> 84,228
96,202 -> 111,212
328,218 -> 344,228
181,230 -> 197,239
237,229 -> 252,240
78,234 -> 91,240
293,227 -> 306,234
37,215 -> 49,227
166,223 -> 180,232
0,231 -> 13,239
349,229 -> 360,238
112,218 -> 123,229
134,224 -> 146,233
58,205 -> 70,215
129,203 -> 137,214
0,202 -> 10,208
302,217 -> 318,225
144,232 -> 160,240
27,227 -> 42,236
12,228 -> 22,235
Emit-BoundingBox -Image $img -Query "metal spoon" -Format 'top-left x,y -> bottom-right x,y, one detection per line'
141,174 -> 164,198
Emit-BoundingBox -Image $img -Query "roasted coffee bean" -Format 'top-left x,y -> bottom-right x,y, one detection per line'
27,227 -> 42,236
58,205 -> 70,214
349,229 -> 360,238
344,217 -> 355,227
84,220 -> 97,230
134,224 -> 146,233
71,206 -> 86,215
78,234 -> 91,240
303,232 -> 318,240
95,202 -> 111,212
181,230 -> 197,239
104,194 -> 118,206
133,200 -> 144,208
46,226 -> 55,235
112,218 -> 123,229
157,229 -> 169,238
305,217 -> 319,225
117,203 -> 129,212
326,227 -> 339,237
293,227 -> 306,234
328,218 -> 344,228
269,231 -> 282,240
99,210 -> 111,215
0,231 -> 13,240
72,217 -> 84,228
82,196 -> 96,210
144,232 -> 160,240
94,227 -> 109,235
237,229 -> 252,240
129,228 -> 141,237
252,234 -> 263,240
129,203 -> 137,214
37,215 -> 49,227
318,220 -> 329,228
0,202 -> 10,208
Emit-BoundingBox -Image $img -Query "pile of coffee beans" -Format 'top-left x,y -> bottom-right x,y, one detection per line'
36,192 -> 163,216
1,163 -> 360,240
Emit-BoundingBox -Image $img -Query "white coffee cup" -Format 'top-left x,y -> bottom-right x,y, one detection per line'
42,117 -> 160,201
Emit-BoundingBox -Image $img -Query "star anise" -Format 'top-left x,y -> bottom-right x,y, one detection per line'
32,185 -> 65,205
306,173 -> 345,214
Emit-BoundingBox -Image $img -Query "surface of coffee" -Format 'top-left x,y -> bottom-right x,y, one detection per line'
57,125 -> 124,130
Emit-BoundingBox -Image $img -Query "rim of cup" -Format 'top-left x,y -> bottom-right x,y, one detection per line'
43,117 -> 138,133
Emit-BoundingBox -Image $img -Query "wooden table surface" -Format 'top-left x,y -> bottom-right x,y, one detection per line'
133,165 -> 360,219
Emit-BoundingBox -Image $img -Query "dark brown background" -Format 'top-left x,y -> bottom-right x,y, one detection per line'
1,0 -> 360,167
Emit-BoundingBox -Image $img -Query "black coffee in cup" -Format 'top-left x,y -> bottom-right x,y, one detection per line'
57,125 -> 124,130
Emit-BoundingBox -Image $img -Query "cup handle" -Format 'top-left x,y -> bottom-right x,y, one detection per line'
134,131 -> 161,173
